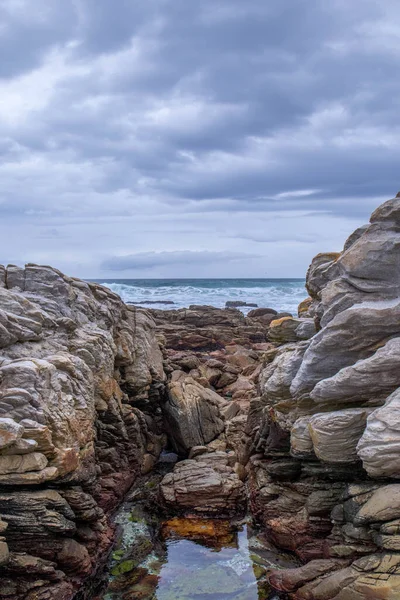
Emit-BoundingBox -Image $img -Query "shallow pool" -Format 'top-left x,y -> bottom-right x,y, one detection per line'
99,512 -> 290,600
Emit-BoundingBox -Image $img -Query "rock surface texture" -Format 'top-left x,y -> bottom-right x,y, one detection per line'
249,194 -> 400,599
0,264 -> 165,599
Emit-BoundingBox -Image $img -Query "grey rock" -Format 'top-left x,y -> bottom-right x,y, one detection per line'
160,452 -> 245,515
357,388 -> 400,477
0,419 -> 24,450
307,408 -> 373,464
163,371 -> 225,454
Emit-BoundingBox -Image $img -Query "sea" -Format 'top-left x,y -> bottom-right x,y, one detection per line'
94,279 -> 307,315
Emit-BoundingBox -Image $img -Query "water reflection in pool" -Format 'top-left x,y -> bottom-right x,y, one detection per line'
101,515 -> 288,600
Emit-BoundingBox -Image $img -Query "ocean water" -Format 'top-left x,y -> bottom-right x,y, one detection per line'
95,278 -> 307,315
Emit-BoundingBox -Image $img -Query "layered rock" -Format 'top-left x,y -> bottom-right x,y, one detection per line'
0,264 -> 165,599
248,194 -> 400,598
152,304 -> 275,456
160,451 -> 245,516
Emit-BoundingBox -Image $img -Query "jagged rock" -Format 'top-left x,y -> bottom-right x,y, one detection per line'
248,194 -> 400,599
357,388 -> 400,477
0,264 -> 165,599
162,371 -> 225,454
0,419 -> 23,450
150,304 -> 266,350
268,317 -> 316,343
311,337 -> 400,405
160,452 -> 245,515
269,558 -> 351,593
306,252 -> 341,300
0,452 -> 48,474
307,408 -> 373,464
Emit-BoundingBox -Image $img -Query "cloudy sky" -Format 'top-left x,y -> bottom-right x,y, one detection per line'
0,0 -> 399,278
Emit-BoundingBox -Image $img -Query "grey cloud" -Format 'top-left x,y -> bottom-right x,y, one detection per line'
102,251 -> 260,271
0,0 -> 399,276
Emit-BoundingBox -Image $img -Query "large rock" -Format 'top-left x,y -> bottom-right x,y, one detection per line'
311,337 -> 400,405
268,317 -> 316,343
0,264 -> 166,599
162,371 -> 225,454
160,451 -> 245,515
357,388 -> 400,477
249,195 -> 400,599
306,408 -> 373,464
0,419 -> 23,450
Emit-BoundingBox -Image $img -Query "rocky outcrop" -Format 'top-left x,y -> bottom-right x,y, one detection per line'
160,451 -> 245,516
0,264 -> 165,599
152,304 -> 275,456
162,371 -> 226,453
248,194 -> 400,598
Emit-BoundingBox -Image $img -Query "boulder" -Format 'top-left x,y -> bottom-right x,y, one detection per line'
0,419 -> 24,450
357,388 -> 400,477
160,452 -> 245,515
268,317 -> 316,343
307,408 -> 373,464
162,371 -> 225,454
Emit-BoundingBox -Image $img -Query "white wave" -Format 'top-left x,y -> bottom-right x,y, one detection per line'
100,281 -> 307,314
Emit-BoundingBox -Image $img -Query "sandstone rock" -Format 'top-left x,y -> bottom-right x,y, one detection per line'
290,417 -> 314,459
291,299 -> 400,398
0,452 -> 48,474
311,337 -> 400,405
0,438 -> 38,455
297,297 -> 313,317
160,452 -> 245,515
0,419 -> 23,450
305,252 -> 340,299
307,408 -> 373,464
357,388 -> 400,478
268,317 -> 316,344
260,342 -> 307,402
248,308 -> 278,318
0,540 -> 9,566
354,485 -> 400,525
293,553 -> 400,599
163,371 -> 225,453
269,558 -> 350,593
0,264 -> 165,598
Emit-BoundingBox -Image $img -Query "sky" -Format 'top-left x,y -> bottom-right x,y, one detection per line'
0,0 -> 399,279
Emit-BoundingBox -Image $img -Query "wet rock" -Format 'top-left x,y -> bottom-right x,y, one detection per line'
225,301 -> 258,308
269,558 -> 351,593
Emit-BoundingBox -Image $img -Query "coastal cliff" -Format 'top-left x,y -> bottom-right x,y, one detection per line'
0,265 -> 165,599
251,193 -> 400,598
1,195 -> 400,599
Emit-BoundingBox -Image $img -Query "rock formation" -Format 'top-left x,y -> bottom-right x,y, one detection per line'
248,193 -> 400,598
3,193 -> 400,600
0,264 -> 165,599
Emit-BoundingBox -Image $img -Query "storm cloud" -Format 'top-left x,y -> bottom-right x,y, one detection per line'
0,0 -> 399,277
